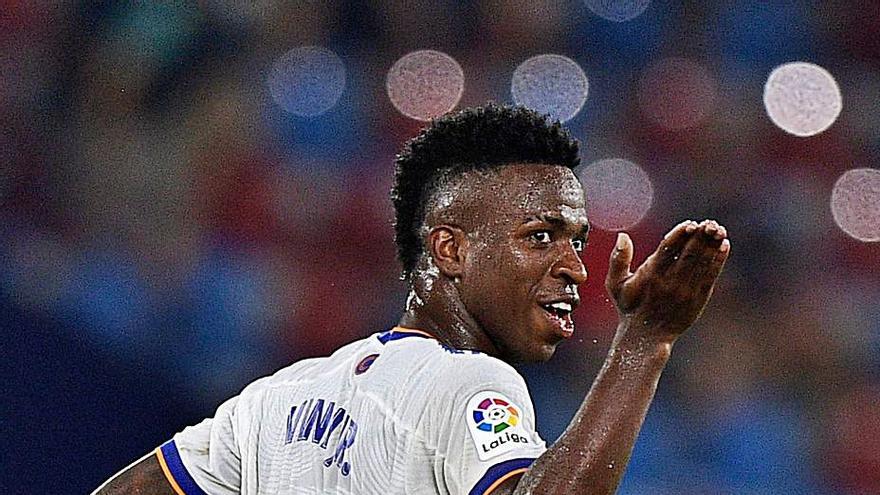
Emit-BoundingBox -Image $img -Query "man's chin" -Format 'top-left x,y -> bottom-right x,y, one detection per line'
509,341 -> 559,364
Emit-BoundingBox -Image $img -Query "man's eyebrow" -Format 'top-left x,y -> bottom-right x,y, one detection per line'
523,214 -> 591,236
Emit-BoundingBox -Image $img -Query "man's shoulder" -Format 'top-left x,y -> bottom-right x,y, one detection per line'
235,334 -> 382,398
435,347 -> 523,388
375,334 -> 526,398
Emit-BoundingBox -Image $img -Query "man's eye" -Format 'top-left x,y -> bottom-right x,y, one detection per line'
572,239 -> 585,252
530,231 -> 552,244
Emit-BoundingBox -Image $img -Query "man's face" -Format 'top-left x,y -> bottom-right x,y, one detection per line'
456,164 -> 589,363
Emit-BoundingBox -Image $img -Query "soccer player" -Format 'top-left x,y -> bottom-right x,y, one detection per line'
94,104 -> 730,495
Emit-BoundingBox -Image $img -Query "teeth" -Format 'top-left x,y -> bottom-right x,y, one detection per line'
548,302 -> 572,313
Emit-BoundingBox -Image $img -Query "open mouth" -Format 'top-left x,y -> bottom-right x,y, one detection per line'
540,301 -> 574,337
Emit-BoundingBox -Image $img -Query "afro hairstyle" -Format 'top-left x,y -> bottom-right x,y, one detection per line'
391,103 -> 580,280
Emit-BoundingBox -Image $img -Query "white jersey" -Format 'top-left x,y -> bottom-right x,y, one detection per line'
155,327 -> 547,495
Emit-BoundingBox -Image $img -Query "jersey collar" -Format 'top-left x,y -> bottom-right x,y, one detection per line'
377,326 -> 437,344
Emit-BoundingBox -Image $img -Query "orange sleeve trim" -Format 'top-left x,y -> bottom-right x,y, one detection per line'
483,467 -> 528,494
155,447 -> 187,495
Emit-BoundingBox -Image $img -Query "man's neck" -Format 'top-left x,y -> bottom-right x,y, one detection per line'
397,280 -> 501,356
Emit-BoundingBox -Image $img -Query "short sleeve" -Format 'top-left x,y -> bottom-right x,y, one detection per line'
436,358 -> 547,495
156,397 -> 241,495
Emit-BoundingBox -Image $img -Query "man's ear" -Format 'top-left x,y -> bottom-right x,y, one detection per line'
427,225 -> 467,279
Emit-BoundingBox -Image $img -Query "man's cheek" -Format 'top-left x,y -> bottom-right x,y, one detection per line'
508,250 -> 541,273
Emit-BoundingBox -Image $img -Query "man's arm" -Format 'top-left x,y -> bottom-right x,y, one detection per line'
500,219 -> 730,495
92,451 -> 177,495
95,397 -> 242,494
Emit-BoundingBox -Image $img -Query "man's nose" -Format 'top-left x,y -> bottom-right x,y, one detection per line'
551,244 -> 588,285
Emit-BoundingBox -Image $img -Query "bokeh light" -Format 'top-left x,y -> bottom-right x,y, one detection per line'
386,50 -> 465,121
638,57 -> 717,130
584,0 -> 651,22
267,46 -> 346,117
578,158 -> 654,230
511,54 -> 588,123
763,62 -> 842,137
830,168 -> 880,242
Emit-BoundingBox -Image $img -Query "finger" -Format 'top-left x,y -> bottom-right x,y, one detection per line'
691,238 -> 731,298
696,219 -> 724,241
701,220 -> 726,249
645,220 -> 698,273
664,219 -> 699,244
606,232 -> 633,295
708,238 -> 731,280
669,220 -> 726,279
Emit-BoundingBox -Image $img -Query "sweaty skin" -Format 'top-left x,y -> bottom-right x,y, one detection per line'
92,453 -> 175,494
401,164 -> 591,363
402,164 -> 730,494
93,163 -> 730,495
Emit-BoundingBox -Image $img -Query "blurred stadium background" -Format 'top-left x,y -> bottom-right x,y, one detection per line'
2,1 -> 879,493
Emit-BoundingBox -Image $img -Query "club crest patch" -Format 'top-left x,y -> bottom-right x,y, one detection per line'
466,391 -> 531,461
354,354 -> 379,375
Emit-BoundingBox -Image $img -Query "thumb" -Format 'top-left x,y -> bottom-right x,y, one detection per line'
606,232 -> 633,293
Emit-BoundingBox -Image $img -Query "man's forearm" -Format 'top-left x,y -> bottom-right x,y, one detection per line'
514,321 -> 673,495
92,452 -> 177,495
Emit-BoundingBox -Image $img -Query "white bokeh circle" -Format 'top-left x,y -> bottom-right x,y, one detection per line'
578,158 -> 654,231
764,62 -> 842,137
386,50 -> 465,121
268,46 -> 346,117
830,168 -> 880,242
511,54 -> 589,123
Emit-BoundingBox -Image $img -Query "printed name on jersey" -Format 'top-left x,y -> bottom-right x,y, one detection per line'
466,391 -> 531,461
284,398 -> 358,476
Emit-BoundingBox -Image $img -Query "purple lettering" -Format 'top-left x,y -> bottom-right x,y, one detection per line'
311,401 -> 336,445
284,405 -> 298,444
297,399 -> 315,440
319,408 -> 348,449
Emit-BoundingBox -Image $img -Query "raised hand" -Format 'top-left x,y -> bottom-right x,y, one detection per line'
605,219 -> 731,341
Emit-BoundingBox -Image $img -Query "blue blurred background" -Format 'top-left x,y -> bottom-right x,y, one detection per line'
2,1 -> 879,494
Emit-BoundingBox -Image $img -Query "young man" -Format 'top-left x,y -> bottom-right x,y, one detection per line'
94,104 -> 730,494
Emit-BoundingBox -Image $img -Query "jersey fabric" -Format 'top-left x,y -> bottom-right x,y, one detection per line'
155,327 -> 548,495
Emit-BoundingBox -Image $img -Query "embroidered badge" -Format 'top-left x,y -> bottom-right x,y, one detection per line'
466,391 -> 531,461
354,354 -> 379,375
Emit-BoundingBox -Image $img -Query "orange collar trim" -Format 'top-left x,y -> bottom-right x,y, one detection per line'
391,326 -> 437,339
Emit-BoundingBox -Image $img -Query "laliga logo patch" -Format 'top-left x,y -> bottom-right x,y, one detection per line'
473,397 -> 519,433
467,391 -> 531,461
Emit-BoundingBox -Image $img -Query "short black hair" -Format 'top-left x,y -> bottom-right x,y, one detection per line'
391,103 -> 580,280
